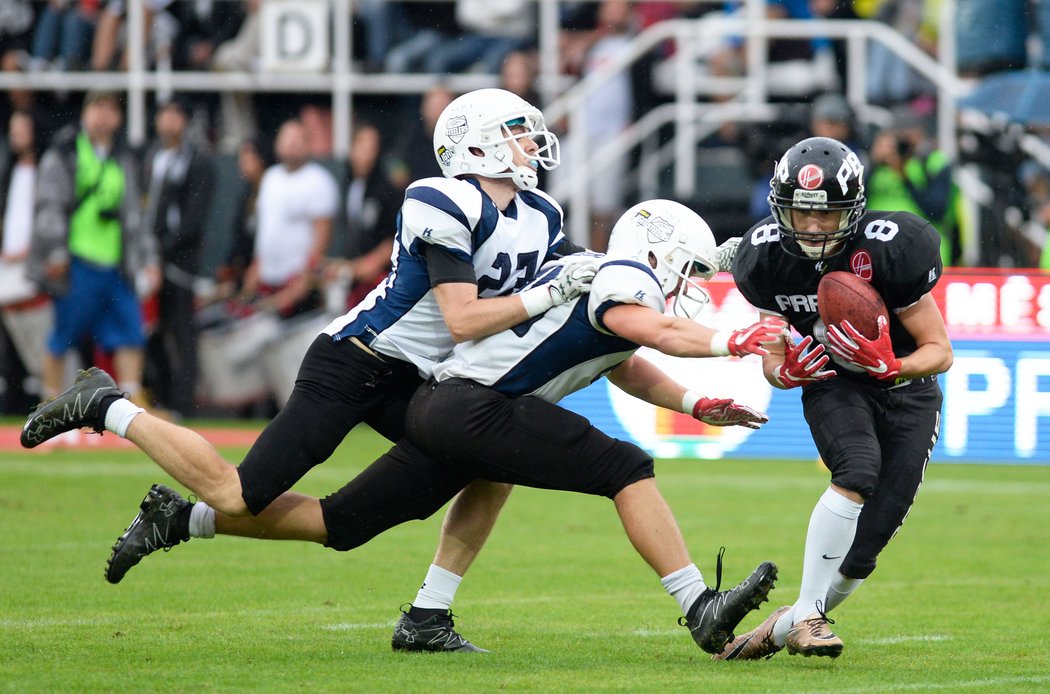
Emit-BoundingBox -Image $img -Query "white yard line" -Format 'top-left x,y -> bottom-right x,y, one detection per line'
812,675 -> 1050,694
857,634 -> 952,645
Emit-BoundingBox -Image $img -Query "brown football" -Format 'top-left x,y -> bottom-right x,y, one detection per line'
817,271 -> 889,340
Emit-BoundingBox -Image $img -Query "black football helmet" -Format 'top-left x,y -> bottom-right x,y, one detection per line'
768,136 -> 866,260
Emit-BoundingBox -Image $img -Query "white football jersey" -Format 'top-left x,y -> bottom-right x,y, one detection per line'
323,177 -> 565,376
433,253 -> 666,402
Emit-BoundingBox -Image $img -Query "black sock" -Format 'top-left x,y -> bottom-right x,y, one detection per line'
177,503 -> 193,541
408,606 -> 447,621
96,393 -> 126,430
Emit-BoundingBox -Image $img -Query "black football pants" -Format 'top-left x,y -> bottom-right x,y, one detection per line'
802,376 -> 943,579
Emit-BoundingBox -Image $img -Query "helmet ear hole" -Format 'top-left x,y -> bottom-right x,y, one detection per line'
468,147 -> 484,157
647,250 -> 658,270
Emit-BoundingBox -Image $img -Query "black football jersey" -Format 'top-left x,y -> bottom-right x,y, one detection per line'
733,210 -> 942,381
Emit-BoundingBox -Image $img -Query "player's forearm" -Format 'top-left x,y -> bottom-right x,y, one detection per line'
762,353 -> 792,390
898,342 -> 953,379
644,321 -> 719,358
442,294 -> 531,343
607,356 -> 685,411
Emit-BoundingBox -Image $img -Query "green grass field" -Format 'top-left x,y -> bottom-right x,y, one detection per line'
2,425 -> 1049,692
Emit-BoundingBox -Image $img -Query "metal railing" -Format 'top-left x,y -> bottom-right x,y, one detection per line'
0,0 -> 975,244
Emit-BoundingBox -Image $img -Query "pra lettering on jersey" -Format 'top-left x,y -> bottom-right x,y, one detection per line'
775,294 -> 818,313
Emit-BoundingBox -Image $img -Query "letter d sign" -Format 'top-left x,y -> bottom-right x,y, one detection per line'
261,0 -> 329,72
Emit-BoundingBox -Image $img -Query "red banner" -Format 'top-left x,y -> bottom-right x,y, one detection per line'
703,270 -> 1050,339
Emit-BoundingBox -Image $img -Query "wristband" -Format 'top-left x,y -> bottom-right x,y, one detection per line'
519,285 -> 553,317
682,391 -> 701,416
709,331 -> 730,357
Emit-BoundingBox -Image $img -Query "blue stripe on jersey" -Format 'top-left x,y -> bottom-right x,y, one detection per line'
473,195 -> 501,253
593,259 -> 662,332
406,185 -> 472,232
593,299 -> 624,334
414,235 -> 470,264
491,299 -> 637,397
331,243 -> 432,342
518,190 -> 562,249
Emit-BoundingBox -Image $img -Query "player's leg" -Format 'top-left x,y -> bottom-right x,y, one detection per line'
829,380 -> 943,609
407,379 -> 777,654
317,437 -> 485,653
403,480 -> 513,625
103,337 -> 422,583
772,380 -> 875,659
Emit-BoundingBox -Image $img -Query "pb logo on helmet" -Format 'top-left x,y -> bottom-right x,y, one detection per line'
446,115 -> 469,144
436,145 -> 453,168
797,164 -> 824,190
634,208 -> 674,244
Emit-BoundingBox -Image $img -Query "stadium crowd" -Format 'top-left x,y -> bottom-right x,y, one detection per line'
1,0 -> 1048,418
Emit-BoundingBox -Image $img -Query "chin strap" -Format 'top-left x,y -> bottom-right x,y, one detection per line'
511,165 -> 538,191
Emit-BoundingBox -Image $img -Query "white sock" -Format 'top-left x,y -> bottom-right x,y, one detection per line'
412,564 -> 462,611
772,488 -> 862,647
104,398 -> 145,437
188,502 -> 215,539
825,573 -> 865,612
660,563 -> 708,615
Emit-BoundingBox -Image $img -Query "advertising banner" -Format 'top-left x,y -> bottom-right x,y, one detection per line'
562,270 -> 1050,464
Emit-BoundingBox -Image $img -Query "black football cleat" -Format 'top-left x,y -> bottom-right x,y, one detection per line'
106,484 -> 191,584
391,607 -> 489,653
713,605 -> 792,661
21,367 -> 122,448
680,551 -> 778,654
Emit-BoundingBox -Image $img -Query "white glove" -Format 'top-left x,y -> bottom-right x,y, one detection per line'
715,236 -> 742,273
519,255 -> 598,317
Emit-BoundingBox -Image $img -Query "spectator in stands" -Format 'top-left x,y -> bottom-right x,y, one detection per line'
1019,163 -> 1050,268
142,96 -> 213,418
955,0 -> 1028,78
168,0 -> 243,71
389,84 -> 455,189
383,1 -> 460,73
810,92 -> 865,155
28,89 -> 160,404
28,0 -> 98,72
867,112 -> 961,265
423,0 -> 534,74
0,0 -> 35,117
91,0 -> 178,72
328,122 -> 399,311
552,0 -> 637,251
863,0 -> 938,106
212,0 -> 261,153
238,119 -> 338,319
709,0 -> 837,98
0,109 -> 47,413
499,49 -> 540,107
215,136 -> 272,297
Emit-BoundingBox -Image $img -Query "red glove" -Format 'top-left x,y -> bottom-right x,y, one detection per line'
826,315 -> 902,382
692,397 -> 769,430
720,317 -> 787,357
771,335 -> 837,388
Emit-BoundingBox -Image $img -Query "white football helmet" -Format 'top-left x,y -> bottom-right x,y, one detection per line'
432,88 -> 560,191
607,199 -> 718,319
